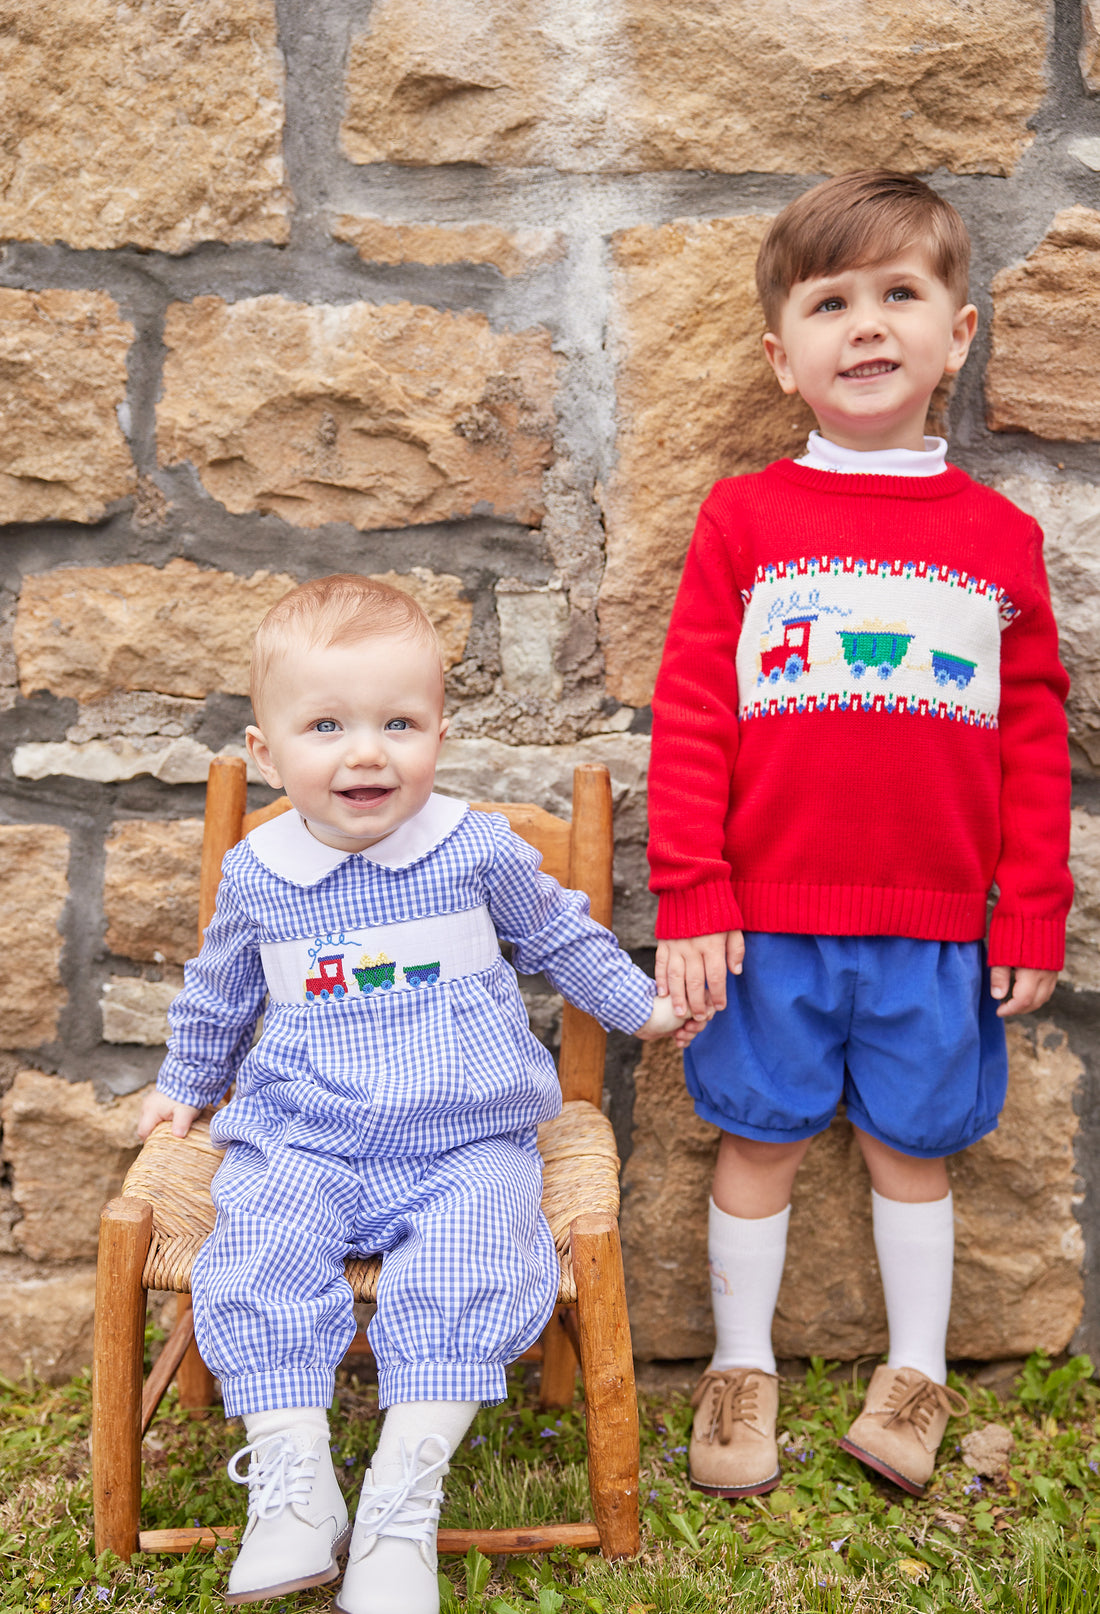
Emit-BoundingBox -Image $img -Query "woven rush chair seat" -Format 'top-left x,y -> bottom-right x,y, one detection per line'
127,1100 -> 620,1305
93,758 -> 641,1568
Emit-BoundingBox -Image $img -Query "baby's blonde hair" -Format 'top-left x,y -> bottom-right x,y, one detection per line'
250,574 -> 441,719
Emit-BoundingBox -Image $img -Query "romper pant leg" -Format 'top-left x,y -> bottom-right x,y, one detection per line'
192,1140 -> 360,1417
363,1133 -> 559,1407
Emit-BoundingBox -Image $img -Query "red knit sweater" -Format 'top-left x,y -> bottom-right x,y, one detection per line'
647,460 -> 1072,970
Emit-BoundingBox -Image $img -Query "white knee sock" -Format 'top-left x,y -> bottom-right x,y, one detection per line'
371,1400 -> 480,1485
708,1198 -> 790,1376
243,1405 -> 329,1442
872,1188 -> 954,1385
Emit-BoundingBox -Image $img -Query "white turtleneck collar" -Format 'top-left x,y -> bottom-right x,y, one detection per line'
796,430 -> 949,478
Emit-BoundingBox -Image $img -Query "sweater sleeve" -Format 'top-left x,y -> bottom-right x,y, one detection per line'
484,817 -> 656,1033
156,868 -> 269,1110
647,494 -> 746,939
987,520 -> 1073,971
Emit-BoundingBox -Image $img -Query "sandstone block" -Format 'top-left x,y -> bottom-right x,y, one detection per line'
987,208 -> 1100,442
342,0 -> 1046,176
0,826 -> 69,1047
600,217 -> 814,706
101,973 -> 184,1047
103,820 -> 204,967
436,734 -> 654,949
12,738 -> 258,787
0,1 -> 289,252
0,290 -> 134,523
15,560 -> 294,704
1,1072 -> 144,1262
332,216 -> 566,276
496,582 -> 570,700
992,474 -> 1100,770
0,1258 -> 98,1384
1082,1 -> 1100,91
621,1024 -> 1082,1361
158,297 -> 557,530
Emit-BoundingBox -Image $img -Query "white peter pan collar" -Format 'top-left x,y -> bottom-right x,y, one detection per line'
246,792 -> 469,886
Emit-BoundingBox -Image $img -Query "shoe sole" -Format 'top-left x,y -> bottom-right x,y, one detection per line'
224,1524 -> 352,1605
689,1465 -> 781,1500
837,1436 -> 926,1498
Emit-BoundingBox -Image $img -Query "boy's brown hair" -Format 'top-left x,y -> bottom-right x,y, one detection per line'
251,573 -> 440,718
755,170 -> 971,330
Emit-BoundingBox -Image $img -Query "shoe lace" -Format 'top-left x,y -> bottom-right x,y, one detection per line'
355,1435 -> 449,1548
691,1370 -> 762,1445
227,1432 -> 320,1521
882,1373 -> 969,1437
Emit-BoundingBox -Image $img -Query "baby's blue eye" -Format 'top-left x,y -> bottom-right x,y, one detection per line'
315,719 -> 338,733
886,287 -> 915,302
384,718 -> 409,731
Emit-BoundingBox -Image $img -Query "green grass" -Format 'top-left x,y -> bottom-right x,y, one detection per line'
3,1348 -> 1099,1611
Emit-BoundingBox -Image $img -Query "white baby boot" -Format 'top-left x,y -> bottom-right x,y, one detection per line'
225,1414 -> 350,1605
335,1435 -> 450,1614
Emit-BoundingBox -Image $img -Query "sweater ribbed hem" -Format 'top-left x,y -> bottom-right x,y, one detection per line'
732,882 -> 988,940
655,880 -> 745,940
987,913 -> 1066,972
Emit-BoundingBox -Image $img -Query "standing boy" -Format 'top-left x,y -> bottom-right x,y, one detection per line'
646,171 -> 1072,1499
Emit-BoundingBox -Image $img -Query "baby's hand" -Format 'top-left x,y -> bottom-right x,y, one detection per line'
636,993 -> 710,1047
138,1089 -> 203,1141
990,966 -> 1058,1018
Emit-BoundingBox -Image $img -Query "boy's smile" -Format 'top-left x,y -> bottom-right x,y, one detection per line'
763,250 -> 977,453
245,632 -> 448,854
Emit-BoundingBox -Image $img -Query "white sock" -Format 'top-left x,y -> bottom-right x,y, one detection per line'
242,1405 -> 329,1443
872,1188 -> 954,1385
371,1399 -> 479,1486
707,1198 -> 789,1376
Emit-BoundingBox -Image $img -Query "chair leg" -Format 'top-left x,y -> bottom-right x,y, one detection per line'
93,1197 -> 152,1562
538,1305 -> 579,1409
572,1212 -> 640,1559
173,1295 -> 219,1411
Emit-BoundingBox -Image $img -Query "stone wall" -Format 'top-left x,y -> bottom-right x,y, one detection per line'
1,0 -> 1099,1380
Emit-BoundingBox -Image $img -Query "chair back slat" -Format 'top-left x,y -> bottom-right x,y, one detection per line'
198,758 -> 248,943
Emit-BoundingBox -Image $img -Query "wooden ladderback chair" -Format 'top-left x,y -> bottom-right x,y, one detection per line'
92,757 -> 640,1566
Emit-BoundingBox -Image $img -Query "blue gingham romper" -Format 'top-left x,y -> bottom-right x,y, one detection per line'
156,794 -> 655,1416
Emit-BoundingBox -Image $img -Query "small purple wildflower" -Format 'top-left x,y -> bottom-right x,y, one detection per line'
96,1591 -> 112,1605
831,1538 -> 848,1553
540,1427 -> 557,1438
669,1445 -> 687,1455
1090,1460 -> 1099,1474
648,1490 -> 659,1502
964,1477 -> 983,1495
469,1434 -> 486,1448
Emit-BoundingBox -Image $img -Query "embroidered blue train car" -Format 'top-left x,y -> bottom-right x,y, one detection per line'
403,962 -> 441,988
931,650 -> 977,689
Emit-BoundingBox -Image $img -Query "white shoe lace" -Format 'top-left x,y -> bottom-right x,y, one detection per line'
228,1432 -> 321,1521
354,1435 -> 449,1551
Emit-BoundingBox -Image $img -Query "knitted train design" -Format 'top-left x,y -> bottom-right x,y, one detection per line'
738,555 -> 1012,727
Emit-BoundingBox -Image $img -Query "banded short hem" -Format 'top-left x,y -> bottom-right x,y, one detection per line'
843,1101 -> 1002,1160
219,1368 -> 336,1419
691,1095 -> 831,1145
378,1360 -> 508,1408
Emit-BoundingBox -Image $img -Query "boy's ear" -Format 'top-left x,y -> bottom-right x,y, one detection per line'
944,303 -> 978,377
762,330 -> 800,396
438,714 -> 450,744
245,725 -> 283,790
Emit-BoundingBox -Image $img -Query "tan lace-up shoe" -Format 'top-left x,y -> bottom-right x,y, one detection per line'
688,1367 -> 781,1498
839,1365 -> 968,1497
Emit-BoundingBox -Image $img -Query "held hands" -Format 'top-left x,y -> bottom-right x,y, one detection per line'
636,991 -> 709,1050
990,966 -> 1058,1018
137,1088 -> 203,1142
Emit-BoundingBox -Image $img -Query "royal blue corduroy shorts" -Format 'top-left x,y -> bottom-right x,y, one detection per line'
684,933 -> 1008,1158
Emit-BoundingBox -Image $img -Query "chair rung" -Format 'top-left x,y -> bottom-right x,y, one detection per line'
137,1522 -> 602,1556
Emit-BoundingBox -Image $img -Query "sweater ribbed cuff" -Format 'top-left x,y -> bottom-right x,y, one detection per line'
987,913 -> 1066,972
655,881 -> 744,940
